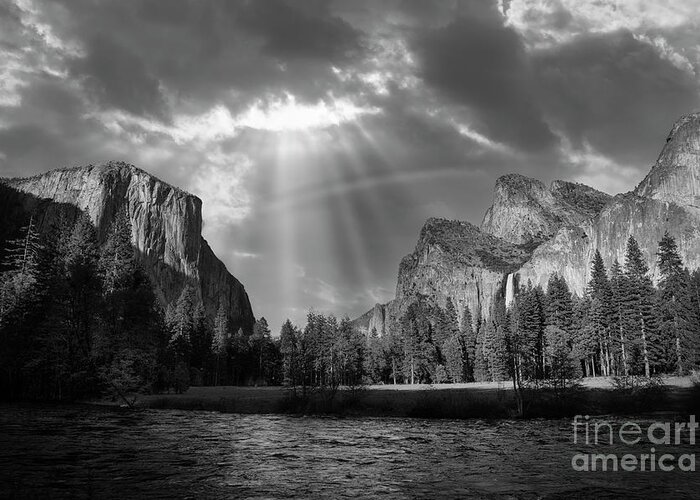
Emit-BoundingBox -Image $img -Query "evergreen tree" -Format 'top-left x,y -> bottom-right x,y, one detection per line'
279,319 -> 299,387
399,299 -> 438,383
460,305 -> 476,382
587,250 -> 613,376
189,303 -> 212,384
544,325 -> 578,391
212,304 -> 229,385
100,209 -> 135,295
168,285 -> 198,363
334,316 -> 366,388
517,282 -> 546,379
546,274 -> 573,332
365,327 -> 386,384
442,333 -> 463,382
609,260 -> 629,375
251,317 -> 273,384
0,216 -> 43,327
435,298 -> 459,353
623,236 -> 655,377
473,315 -> 488,382
655,233 -> 698,373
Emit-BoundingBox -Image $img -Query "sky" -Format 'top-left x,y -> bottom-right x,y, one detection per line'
1,0 -> 700,331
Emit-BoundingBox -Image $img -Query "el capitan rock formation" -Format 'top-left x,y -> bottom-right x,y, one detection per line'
356,113 -> 700,335
0,161 -> 254,333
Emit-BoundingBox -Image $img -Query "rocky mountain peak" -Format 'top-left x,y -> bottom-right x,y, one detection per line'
356,112 -> 700,337
415,217 -> 529,272
635,112 -> 700,207
2,162 -> 254,333
481,173 -> 610,246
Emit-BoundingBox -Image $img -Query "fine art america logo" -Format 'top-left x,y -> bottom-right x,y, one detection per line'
571,415 -> 697,472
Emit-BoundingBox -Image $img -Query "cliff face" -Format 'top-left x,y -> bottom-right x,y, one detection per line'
352,303 -> 387,337
635,113 -> 700,207
481,174 -> 611,245
1,162 -> 255,333
358,112 -> 700,333
356,219 -> 531,334
393,219 -> 529,322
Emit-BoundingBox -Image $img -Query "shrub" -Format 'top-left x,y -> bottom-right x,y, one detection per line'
608,375 -> 667,413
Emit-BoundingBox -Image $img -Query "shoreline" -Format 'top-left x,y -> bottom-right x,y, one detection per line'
132,376 -> 698,419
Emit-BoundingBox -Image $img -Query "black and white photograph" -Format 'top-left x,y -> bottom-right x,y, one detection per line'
1,0 -> 699,498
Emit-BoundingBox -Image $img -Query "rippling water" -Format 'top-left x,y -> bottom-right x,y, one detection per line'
0,404 -> 698,499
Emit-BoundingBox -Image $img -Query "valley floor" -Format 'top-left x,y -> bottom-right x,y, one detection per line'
134,376 -> 698,419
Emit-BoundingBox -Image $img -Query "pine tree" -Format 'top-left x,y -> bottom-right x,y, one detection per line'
189,303 -> 212,383
482,296 -> 509,381
655,233 -> 698,373
439,298 -> 459,345
442,333 -> 464,382
251,317 -> 272,383
212,304 -> 229,385
544,325 -> 578,391
587,250 -> 613,376
399,299 -> 438,383
168,285 -> 198,362
64,214 -> 101,359
688,270 -> 700,370
609,260 -> 629,375
623,236 -> 655,377
279,319 -> 299,387
0,216 -> 43,325
517,282 -> 546,379
100,209 -> 135,294
365,326 -> 385,384
460,305 -> 476,382
546,274 -> 573,331
334,316 -> 366,389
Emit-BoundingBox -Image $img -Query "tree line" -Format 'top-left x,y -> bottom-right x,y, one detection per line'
3,211 -> 698,402
282,233 -> 699,389
0,211 -> 280,401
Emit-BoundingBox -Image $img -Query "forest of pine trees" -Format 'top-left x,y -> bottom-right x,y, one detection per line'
366,234 -> 699,385
0,211 -> 280,401
3,210 -> 699,402
276,233 -> 700,389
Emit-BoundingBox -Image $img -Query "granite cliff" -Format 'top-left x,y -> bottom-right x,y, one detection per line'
1,162 -> 255,333
357,113 -> 700,334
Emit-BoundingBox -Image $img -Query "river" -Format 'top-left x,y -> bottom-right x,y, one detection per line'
0,404 -> 697,498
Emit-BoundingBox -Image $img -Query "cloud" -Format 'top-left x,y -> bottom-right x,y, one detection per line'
238,0 -> 363,62
534,30 -> 700,168
506,0 -> 699,47
556,134 -> 640,195
411,12 -> 556,151
69,35 -> 170,120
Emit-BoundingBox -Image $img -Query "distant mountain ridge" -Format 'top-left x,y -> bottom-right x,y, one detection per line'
355,112 -> 700,335
1,161 -> 255,333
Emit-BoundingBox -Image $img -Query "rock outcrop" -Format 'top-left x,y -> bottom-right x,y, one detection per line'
357,112 -> 700,335
1,162 -> 255,333
481,174 -> 611,245
352,303 -> 387,337
635,113 -> 700,207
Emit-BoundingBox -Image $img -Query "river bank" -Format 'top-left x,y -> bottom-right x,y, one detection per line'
135,376 -> 699,419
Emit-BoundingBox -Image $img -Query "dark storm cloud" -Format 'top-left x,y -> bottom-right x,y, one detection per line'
411,9 -> 557,151
534,30 -> 700,166
239,0 -> 362,62
48,0 -> 366,109
70,35 -> 170,121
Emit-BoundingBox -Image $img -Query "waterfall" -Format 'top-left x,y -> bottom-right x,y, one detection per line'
505,273 -> 515,308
